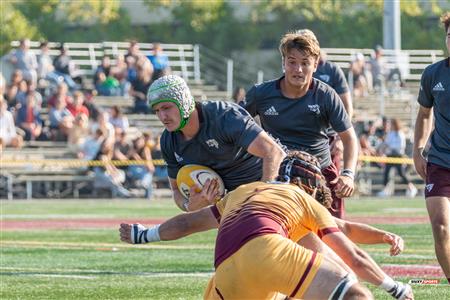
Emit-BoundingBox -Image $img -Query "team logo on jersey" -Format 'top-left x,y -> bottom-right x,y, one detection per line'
432,82 -> 445,91
264,106 -> 279,116
319,74 -> 330,83
425,184 -> 434,192
206,139 -> 219,149
174,152 -> 183,162
308,104 -> 321,115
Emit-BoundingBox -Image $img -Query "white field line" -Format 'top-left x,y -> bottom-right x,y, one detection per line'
1,214 -> 117,219
0,240 -> 213,250
14,274 -> 97,280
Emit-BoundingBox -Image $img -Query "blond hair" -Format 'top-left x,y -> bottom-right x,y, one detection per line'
279,30 -> 321,61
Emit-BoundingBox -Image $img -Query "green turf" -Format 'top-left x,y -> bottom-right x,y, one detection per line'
1,197 -> 449,299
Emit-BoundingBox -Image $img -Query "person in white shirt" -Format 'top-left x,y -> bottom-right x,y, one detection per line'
0,97 -> 23,149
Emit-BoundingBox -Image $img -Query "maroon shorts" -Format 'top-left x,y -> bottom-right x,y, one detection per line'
328,134 -> 342,172
425,162 -> 450,198
322,162 -> 344,219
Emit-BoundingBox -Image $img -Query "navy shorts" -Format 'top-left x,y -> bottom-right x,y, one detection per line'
425,162 -> 450,198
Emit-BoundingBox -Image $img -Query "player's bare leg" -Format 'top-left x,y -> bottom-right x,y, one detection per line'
426,196 -> 450,280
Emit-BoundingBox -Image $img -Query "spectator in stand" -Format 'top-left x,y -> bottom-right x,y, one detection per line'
125,40 -> 142,62
127,135 -> 155,199
111,54 -> 130,96
0,97 -> 23,149
48,97 -> 74,141
125,55 -> 138,84
377,118 -> 417,197
53,44 -> 80,90
15,80 -> 42,107
113,130 -> 131,163
7,39 -> 38,84
5,70 -> 25,107
47,82 -> 72,107
151,133 -> 168,183
368,45 -> 387,92
350,52 -> 369,97
375,116 -> 389,141
94,56 -> 112,85
109,105 -> 129,131
95,71 -> 121,96
16,92 -> 43,141
68,113 -> 89,154
147,43 -> 170,80
232,86 -> 246,105
83,89 -> 100,121
90,111 -> 115,149
67,91 -> 89,118
37,41 -> 57,86
130,58 -> 153,114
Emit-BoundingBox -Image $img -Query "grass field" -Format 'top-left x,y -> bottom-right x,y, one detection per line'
1,196 -> 449,299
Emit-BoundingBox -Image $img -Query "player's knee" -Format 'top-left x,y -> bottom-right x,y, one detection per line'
343,283 -> 373,300
431,222 -> 449,239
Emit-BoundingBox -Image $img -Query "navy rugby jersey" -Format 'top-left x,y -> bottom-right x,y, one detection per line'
417,58 -> 450,169
160,101 -> 263,191
243,77 -> 352,168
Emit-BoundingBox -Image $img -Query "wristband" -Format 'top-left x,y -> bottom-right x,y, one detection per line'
341,169 -> 355,180
145,225 -> 161,242
379,276 -> 396,291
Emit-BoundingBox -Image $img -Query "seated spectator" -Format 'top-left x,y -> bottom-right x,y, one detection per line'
95,71 -> 121,96
68,113 -> 89,154
67,91 -> 89,118
53,44 -> 80,90
48,97 -> 73,141
368,45 -> 387,92
0,97 -> 23,149
232,86 -> 246,104
125,40 -> 142,62
111,54 -> 131,97
125,55 -> 137,83
15,80 -> 43,107
377,118 -> 417,198
130,58 -> 153,114
151,133 -> 168,182
82,89 -> 100,121
37,41 -> 58,86
94,56 -> 112,86
90,111 -> 115,148
113,130 -> 131,163
109,105 -> 129,131
350,52 -> 369,97
147,43 -> 170,80
47,82 -> 72,107
78,128 -> 104,161
16,92 -> 43,141
5,70 -> 25,107
127,135 -> 155,199
7,39 -> 38,84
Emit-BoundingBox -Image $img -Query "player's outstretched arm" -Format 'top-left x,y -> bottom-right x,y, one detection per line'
334,218 -> 404,256
119,206 -> 219,244
323,232 -> 413,300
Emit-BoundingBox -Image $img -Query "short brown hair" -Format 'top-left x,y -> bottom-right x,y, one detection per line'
441,12 -> 450,32
279,30 -> 321,61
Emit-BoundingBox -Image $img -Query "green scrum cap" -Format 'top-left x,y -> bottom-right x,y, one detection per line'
147,75 -> 195,131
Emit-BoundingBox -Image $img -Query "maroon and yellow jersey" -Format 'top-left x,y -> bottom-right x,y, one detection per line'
210,181 -> 339,268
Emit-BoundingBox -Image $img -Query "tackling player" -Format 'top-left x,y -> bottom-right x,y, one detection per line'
147,75 -> 285,212
242,30 -> 358,218
413,12 -> 450,284
120,151 -> 412,300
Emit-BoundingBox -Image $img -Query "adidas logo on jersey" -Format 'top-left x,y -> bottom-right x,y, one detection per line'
319,74 -> 330,83
425,184 -> 434,192
264,106 -> 279,116
432,82 -> 445,91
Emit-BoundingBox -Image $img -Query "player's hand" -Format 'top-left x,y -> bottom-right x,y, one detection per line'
187,179 -> 220,211
119,223 -> 133,244
333,175 -> 354,198
383,233 -> 404,256
413,151 -> 427,180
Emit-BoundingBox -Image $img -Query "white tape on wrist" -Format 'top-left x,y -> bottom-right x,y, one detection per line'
131,224 -> 161,244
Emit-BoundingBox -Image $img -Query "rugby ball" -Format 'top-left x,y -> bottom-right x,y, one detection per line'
176,165 -> 225,200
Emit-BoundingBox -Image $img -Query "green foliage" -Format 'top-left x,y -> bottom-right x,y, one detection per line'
0,2 -> 41,55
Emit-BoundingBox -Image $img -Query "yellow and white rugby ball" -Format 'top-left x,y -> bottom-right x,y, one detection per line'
176,164 -> 225,200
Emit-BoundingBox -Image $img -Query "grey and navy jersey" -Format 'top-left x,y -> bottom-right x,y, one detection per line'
417,58 -> 450,169
161,101 -> 263,191
314,60 -> 349,95
243,77 -> 352,168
